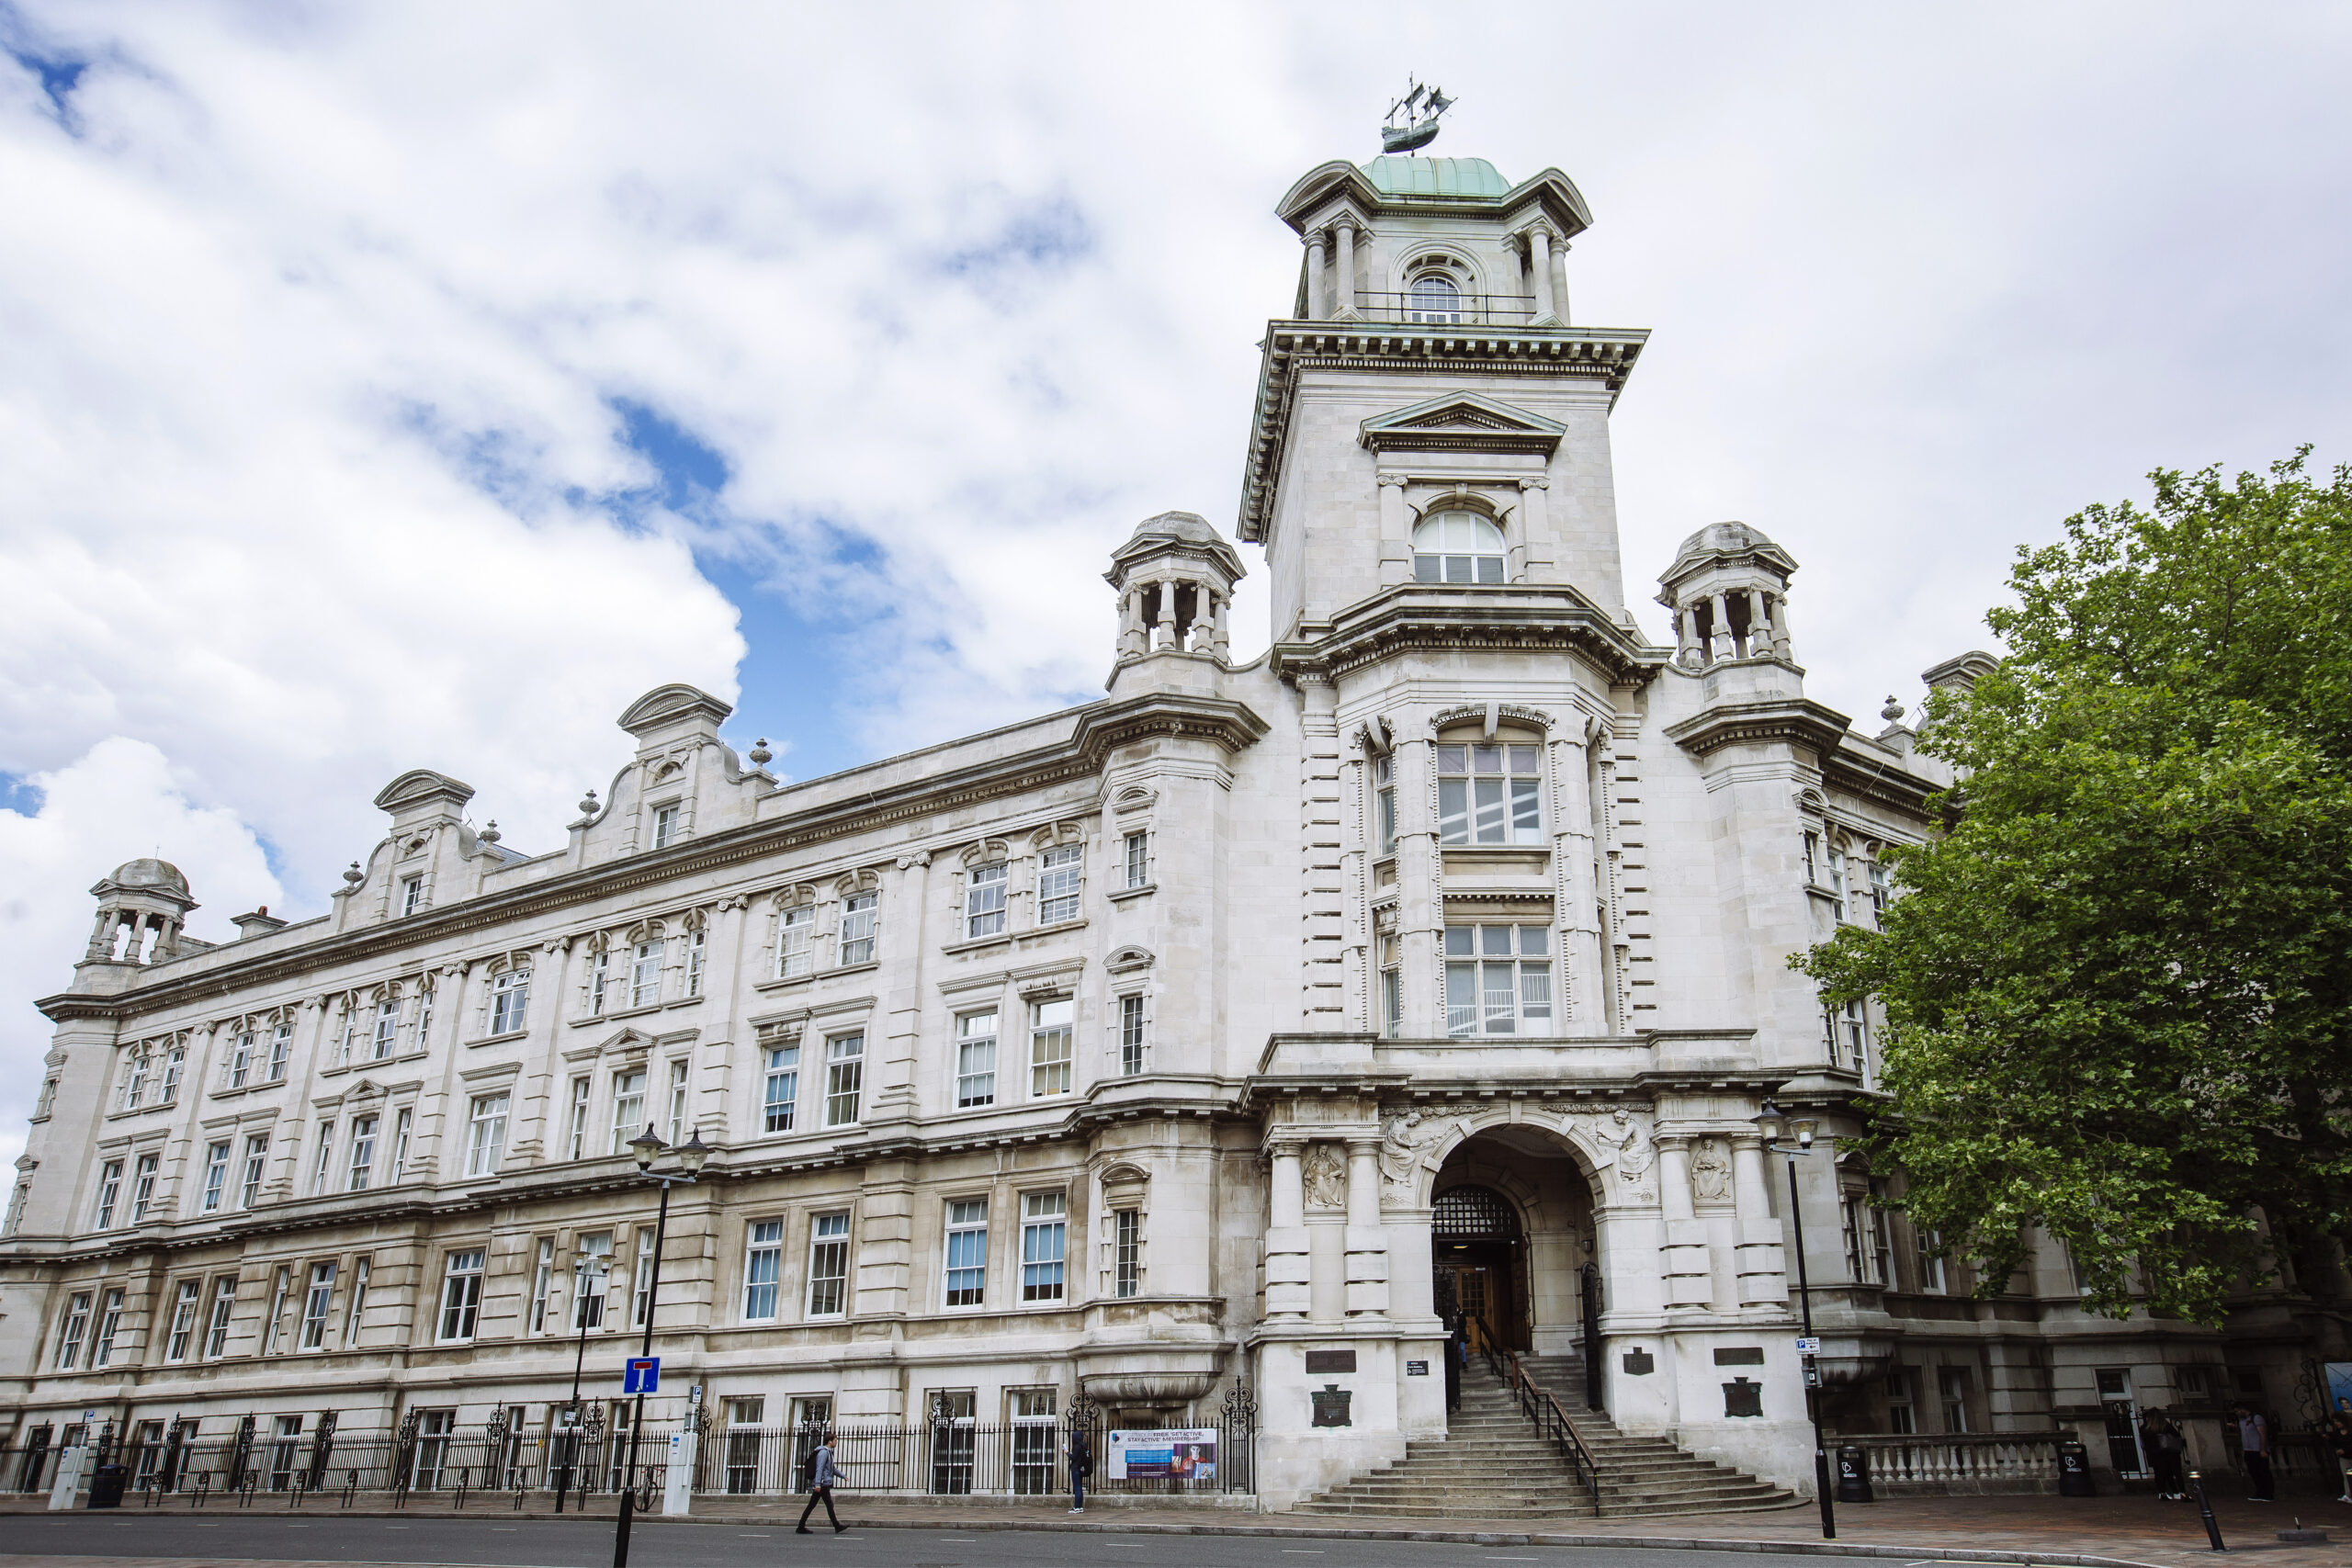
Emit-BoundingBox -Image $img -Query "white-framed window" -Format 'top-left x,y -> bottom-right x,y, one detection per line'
1827,846 -> 1850,920
164,1279 -> 201,1361
1407,270 -> 1464,323
390,1108 -> 412,1176
491,967 -> 531,1035
413,984 -> 434,1049
1374,753 -> 1397,856
575,1232 -> 612,1328
763,1040 -> 799,1132
839,891 -> 878,965
807,1213 -> 850,1316
1870,860 -> 1894,922
956,1010 -> 997,1108
200,1139 -> 231,1213
1118,994 -> 1146,1077
611,1069 -> 647,1153
650,802 -> 681,850
588,950 -> 614,1016
1917,1227 -> 1949,1293
2,1179 -> 25,1236
777,905 -> 815,978
967,862 -> 1007,939
371,997 -> 400,1061
1443,923 -> 1554,1036
528,1238 -> 556,1334
91,1288 -> 124,1368
1843,1195 -> 1874,1283
123,1052 -> 151,1108
1037,844 -> 1083,925
1030,998 -> 1073,1097
93,1158 -> 123,1229
631,1227 -> 656,1327
401,875 -> 424,917
1412,510 -> 1506,583
160,1044 -> 185,1101
299,1261 -> 336,1349
466,1093 -> 509,1177
267,1021 -> 293,1081
825,1032 -> 865,1126
203,1275 -> 236,1358
36,1074 -> 58,1117
1380,931 -> 1403,1039
345,1257 -> 372,1348
665,1059 -> 690,1145
1123,829 -> 1150,889
1437,742 -> 1543,845
263,1265 -> 292,1354
685,930 -> 707,998
130,1152 -> 158,1222
437,1249 -> 484,1342
347,1114 -> 379,1191
53,1292 -> 91,1369
944,1200 -> 988,1306
228,1029 -> 254,1089
567,1077 -> 591,1159
1021,1191 -> 1067,1303
629,939 -> 663,1009
1113,1209 -> 1142,1299
1886,1367 -> 1917,1433
743,1219 -> 783,1321
309,1121 -> 337,1195
1939,1367 -> 1971,1433
240,1133 -> 269,1209
1839,1000 -> 1871,1082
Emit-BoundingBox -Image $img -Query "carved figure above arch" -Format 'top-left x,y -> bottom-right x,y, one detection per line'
1385,1100 -> 1648,1211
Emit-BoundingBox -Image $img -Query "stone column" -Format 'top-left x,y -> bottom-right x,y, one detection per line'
1731,1134 -> 1790,1306
1332,220 -> 1360,320
1264,1142 -> 1311,1317
1118,587 -> 1147,659
1154,577 -> 1180,649
1552,726 -> 1606,1034
1305,229 -> 1329,320
1377,471 -> 1412,584
1769,591 -> 1793,659
1656,1134 -> 1713,1308
85,907 -> 117,961
1525,226 -> 1559,325
1710,592 -> 1735,661
1747,588 -> 1771,659
1551,241 -> 1571,327
1210,591 -> 1230,660
1676,604 -> 1698,666
1344,1136 -> 1390,1316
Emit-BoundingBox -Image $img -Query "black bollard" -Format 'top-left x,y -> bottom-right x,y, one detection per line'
2188,1469 -> 2227,1551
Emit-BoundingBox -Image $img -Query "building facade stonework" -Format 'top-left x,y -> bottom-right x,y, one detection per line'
3,145 -> 2332,1508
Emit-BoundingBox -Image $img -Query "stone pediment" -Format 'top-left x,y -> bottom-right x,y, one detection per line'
1358,391 -> 1566,456
372,769 -> 477,818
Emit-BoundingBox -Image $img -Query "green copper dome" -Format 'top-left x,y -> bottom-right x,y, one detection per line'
1361,155 -> 1510,199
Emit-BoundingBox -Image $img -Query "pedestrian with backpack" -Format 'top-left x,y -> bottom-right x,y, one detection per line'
1067,1422 -> 1091,1515
797,1432 -> 845,1535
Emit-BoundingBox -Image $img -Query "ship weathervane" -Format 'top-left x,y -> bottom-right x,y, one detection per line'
1382,78 -> 1455,154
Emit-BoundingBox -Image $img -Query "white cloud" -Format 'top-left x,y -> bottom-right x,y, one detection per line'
2,1 -> 2349,1145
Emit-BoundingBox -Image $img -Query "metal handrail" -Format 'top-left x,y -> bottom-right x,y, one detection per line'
1496,1348 -> 1601,1512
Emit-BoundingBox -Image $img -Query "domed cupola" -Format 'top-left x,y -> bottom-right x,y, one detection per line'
1104,510 -> 1245,664
85,856 -> 198,965
1657,521 -> 1801,668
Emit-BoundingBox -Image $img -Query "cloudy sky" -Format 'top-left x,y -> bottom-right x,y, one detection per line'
4,2 -> 2349,1163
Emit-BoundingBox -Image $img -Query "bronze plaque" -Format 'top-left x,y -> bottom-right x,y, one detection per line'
1303,1349 -> 1357,1375
1310,1383 -> 1353,1428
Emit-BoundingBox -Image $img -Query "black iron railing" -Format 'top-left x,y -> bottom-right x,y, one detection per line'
1487,1346 -> 1601,1514
1327,292 -> 1540,326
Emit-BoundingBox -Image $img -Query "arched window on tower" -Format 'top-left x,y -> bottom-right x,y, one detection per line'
1408,271 -> 1464,323
1413,511 -> 1507,584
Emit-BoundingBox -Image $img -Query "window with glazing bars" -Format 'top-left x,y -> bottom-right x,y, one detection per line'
1123,829 -> 1149,888
763,1039 -> 799,1131
200,1140 -> 230,1213
1114,1209 -> 1142,1298
93,1159 -> 121,1228
299,1261 -> 336,1349
267,1021 -> 292,1080
956,1011 -> 997,1107
1037,844 -> 1082,924
130,1153 -> 157,1223
240,1134 -> 269,1209
491,967 -> 530,1034
1030,998 -> 1073,1096
1442,924 -> 1553,1036
1118,994 -> 1145,1076
966,862 -> 1007,939
1374,753 -> 1397,855
825,1033 -> 864,1126
839,892 -> 878,964
347,1114 -> 378,1191
467,1093 -> 508,1176
776,906 -> 814,978
371,997 -> 400,1060
629,939 -> 663,1008
203,1275 -> 236,1358
743,1220 -> 782,1320
1436,742 -> 1543,845
944,1200 -> 988,1306
807,1213 -> 850,1316
164,1280 -> 200,1360
610,1069 -> 646,1153
1021,1191 -> 1066,1302
438,1250 -> 484,1341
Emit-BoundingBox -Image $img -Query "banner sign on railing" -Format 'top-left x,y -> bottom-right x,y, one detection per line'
1106,1429 -> 1216,1482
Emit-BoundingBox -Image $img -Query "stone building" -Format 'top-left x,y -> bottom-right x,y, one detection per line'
3,141 -> 2331,1512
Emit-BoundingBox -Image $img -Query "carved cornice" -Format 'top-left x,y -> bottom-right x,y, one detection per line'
1663,696 -> 1854,761
1824,739 -> 1945,817
37,694 -> 1268,1026
1271,584 -> 1665,687
1238,323 -> 1649,543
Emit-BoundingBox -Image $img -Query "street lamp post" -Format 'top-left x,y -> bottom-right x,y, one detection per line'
553,1256 -> 609,1515
612,1125 -> 707,1568
1755,1097 -> 1835,1541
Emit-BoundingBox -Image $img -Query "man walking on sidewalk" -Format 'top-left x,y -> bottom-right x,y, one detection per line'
2233,1404 -> 2275,1503
1067,1423 -> 1091,1515
797,1434 -> 846,1534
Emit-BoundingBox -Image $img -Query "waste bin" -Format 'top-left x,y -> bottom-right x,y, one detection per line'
1836,1444 -> 1874,1503
87,1465 -> 130,1509
2057,1440 -> 2095,1497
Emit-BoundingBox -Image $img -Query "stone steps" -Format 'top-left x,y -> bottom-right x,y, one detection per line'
1291,1361 -> 1798,1522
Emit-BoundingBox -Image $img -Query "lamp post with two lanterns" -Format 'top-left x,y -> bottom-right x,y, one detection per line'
1753,1096 -> 1835,1541
610,1125 -> 707,1568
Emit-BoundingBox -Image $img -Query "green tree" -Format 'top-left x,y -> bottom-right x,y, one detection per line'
1801,452 -> 2352,1325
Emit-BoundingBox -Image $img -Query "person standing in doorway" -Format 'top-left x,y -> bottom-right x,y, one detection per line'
2233,1404 -> 2274,1502
796,1432 -> 844,1535
1067,1422 -> 1091,1515
2145,1411 -> 2186,1501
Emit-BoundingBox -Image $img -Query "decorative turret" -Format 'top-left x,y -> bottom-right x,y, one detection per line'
1656,521 -> 1799,669
1104,511 -> 1244,665
84,857 -> 197,965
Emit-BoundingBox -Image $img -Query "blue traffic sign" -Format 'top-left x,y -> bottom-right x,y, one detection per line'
623,1357 -> 660,1394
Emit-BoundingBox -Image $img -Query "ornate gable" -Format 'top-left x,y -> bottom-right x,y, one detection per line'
1358,391 -> 1566,456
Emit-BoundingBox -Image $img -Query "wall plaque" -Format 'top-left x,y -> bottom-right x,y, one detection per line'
1713,1347 -> 1766,1366
1622,1348 -> 1655,1375
1405,1360 -> 1430,1377
1304,1349 -> 1357,1375
1310,1384 -> 1353,1427
1723,1377 -> 1763,1417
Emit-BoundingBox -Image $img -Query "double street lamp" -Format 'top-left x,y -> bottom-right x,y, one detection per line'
611,1125 -> 707,1568
1754,1097 -> 1835,1542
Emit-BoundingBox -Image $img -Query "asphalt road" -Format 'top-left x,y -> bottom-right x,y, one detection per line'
0,1515 -> 1871,1568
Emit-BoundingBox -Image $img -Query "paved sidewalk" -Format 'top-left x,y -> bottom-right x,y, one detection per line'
7,1490 -> 2352,1568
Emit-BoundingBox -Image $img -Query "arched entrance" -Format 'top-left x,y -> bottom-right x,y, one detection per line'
1431,1183 -> 1523,1350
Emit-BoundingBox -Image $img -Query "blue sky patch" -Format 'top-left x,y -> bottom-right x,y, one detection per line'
3,5 -> 88,130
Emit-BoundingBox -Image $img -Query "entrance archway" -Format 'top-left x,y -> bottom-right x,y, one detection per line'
1431,1183 -> 1523,1350
1429,1127 -> 1602,1365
